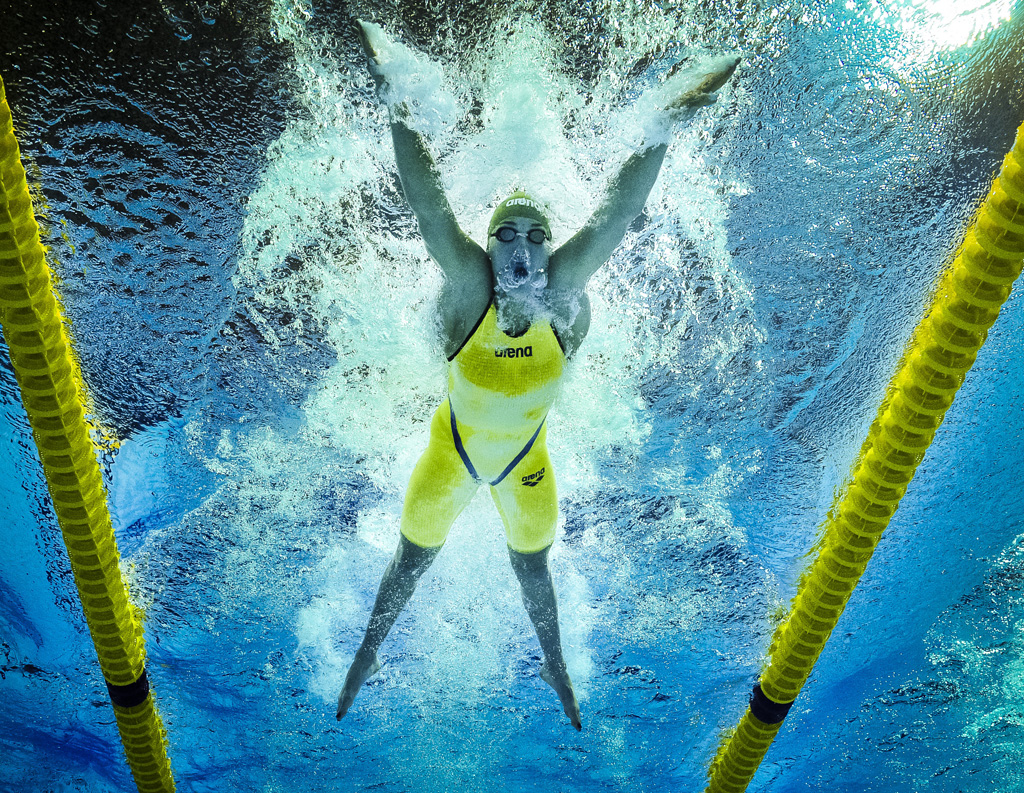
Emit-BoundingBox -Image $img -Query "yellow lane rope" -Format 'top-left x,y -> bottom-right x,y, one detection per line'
705,120 -> 1024,793
0,75 -> 175,793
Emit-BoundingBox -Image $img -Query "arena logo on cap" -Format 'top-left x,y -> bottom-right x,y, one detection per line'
504,197 -> 541,211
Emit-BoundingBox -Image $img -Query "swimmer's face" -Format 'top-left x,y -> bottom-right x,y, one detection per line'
487,216 -> 550,296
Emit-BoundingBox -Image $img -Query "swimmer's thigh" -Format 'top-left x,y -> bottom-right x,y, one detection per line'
489,428 -> 558,554
401,402 -> 480,548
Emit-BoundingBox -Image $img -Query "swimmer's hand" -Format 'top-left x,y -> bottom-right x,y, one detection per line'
663,55 -> 741,118
541,661 -> 582,731
336,647 -> 381,720
356,19 -> 387,90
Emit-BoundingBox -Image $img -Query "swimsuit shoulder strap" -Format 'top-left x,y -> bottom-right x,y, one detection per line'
447,298 -> 493,362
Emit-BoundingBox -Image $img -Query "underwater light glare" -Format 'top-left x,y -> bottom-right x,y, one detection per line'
861,0 -> 1014,54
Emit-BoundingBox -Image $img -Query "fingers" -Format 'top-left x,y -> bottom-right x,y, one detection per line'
662,54 -> 740,115
356,20 -> 378,60
695,55 -> 741,94
356,19 -> 387,79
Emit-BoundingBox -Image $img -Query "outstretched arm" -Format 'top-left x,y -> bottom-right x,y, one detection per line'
357,21 -> 489,280
548,143 -> 671,290
548,55 -> 740,291
387,114 -> 489,278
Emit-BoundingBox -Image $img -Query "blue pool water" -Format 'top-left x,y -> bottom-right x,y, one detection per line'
2,1 -> 1023,791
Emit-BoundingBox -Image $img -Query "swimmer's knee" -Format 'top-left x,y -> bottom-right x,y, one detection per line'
398,516 -> 449,554
396,533 -> 443,573
506,526 -> 556,557
508,542 -> 552,576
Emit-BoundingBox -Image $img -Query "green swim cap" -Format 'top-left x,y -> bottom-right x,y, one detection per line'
488,191 -> 552,239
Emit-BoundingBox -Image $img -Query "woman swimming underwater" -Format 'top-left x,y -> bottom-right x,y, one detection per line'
337,20 -> 740,731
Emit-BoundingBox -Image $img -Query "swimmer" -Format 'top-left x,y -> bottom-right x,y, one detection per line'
337,20 -> 740,731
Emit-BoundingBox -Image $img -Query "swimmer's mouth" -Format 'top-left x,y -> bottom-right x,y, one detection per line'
501,250 -> 532,288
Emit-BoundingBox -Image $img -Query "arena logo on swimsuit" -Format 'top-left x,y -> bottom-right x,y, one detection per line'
495,346 -> 533,358
521,467 -> 545,486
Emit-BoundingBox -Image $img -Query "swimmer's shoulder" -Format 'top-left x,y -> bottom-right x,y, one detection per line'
439,276 -> 493,359
546,287 -> 591,359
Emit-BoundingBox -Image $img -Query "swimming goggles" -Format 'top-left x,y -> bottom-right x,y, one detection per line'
491,227 -> 549,244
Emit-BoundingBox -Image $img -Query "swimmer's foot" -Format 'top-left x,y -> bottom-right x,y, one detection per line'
336,649 -> 381,720
540,661 -> 582,731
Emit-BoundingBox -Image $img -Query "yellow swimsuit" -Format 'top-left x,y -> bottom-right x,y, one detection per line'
400,301 -> 565,553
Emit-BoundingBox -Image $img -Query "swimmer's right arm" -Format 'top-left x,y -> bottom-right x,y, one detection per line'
356,20 -> 488,280
387,118 -> 490,278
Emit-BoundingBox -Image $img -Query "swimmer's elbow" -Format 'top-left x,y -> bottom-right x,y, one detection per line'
422,225 -> 486,279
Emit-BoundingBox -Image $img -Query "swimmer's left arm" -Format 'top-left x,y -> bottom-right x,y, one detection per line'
548,56 -> 740,290
548,144 -> 671,290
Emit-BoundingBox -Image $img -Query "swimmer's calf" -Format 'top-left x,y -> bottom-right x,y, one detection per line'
336,536 -> 440,720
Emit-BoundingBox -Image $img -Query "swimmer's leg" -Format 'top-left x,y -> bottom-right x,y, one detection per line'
489,427 -> 579,729
508,544 -> 582,731
337,535 -> 441,720
338,401 -> 477,720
